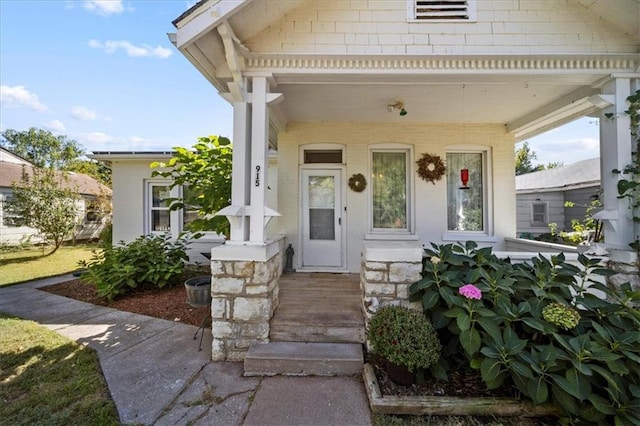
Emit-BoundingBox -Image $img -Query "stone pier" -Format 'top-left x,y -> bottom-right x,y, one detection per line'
209,238 -> 284,361
360,240 -> 424,321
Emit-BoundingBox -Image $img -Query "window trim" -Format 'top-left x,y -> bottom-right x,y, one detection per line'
407,0 -> 477,23
144,180 -> 178,235
299,143 -> 345,165
530,201 -> 548,227
367,143 -> 415,237
442,145 -> 493,241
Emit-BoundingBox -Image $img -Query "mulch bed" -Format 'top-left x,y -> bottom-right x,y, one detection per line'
368,354 -> 518,398
41,279 -> 210,328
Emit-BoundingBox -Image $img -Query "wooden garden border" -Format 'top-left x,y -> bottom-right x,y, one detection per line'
363,364 -> 561,417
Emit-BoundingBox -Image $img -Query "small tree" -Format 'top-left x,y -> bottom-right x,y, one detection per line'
8,166 -> 80,254
515,141 -> 545,175
150,136 -> 232,237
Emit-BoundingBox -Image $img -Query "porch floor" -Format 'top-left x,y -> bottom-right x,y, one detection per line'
270,272 -> 365,343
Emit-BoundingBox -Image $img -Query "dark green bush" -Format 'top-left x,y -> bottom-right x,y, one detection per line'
409,241 -> 640,425
79,234 -> 189,301
367,305 -> 442,372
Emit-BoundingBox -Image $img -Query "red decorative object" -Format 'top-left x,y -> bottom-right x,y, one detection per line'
460,168 -> 469,189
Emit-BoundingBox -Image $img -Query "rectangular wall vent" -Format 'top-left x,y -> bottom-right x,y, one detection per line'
414,0 -> 472,20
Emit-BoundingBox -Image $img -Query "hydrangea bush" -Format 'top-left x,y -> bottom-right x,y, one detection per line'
409,241 -> 640,425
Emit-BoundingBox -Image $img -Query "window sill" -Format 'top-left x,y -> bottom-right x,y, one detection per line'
442,232 -> 497,243
365,233 -> 419,241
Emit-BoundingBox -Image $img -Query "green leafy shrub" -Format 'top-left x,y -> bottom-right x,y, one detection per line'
79,234 -> 189,301
409,241 -> 640,425
367,305 -> 442,372
98,221 -> 112,247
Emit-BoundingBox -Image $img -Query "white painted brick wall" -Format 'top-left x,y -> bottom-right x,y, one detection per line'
277,123 -> 515,273
244,0 -> 636,54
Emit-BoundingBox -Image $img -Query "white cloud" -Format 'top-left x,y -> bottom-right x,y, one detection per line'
0,85 -> 48,112
45,120 -> 67,133
88,39 -> 172,59
81,132 -> 114,145
128,136 -> 151,144
71,105 -> 98,121
82,0 -> 124,15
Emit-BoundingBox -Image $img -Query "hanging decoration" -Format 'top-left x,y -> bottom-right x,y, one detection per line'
460,168 -> 470,189
348,173 -> 367,192
416,153 -> 446,185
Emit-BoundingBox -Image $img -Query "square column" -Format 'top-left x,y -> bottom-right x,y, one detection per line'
597,78 -> 637,249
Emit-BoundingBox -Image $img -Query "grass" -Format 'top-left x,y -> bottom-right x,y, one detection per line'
0,244 -> 97,287
373,414 -> 552,426
0,313 -> 120,425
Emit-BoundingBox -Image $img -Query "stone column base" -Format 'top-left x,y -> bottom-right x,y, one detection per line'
209,238 -> 284,361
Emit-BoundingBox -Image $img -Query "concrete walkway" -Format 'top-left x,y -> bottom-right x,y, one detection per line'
0,276 -> 372,425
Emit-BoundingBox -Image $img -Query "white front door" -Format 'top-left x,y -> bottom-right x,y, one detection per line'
301,169 -> 344,268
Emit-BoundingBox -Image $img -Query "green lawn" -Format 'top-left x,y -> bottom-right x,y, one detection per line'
0,244 -> 97,287
0,313 -> 120,425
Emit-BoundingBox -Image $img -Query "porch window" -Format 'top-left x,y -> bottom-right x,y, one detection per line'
408,0 -> 477,22
371,149 -> 411,232
304,149 -> 342,164
446,151 -> 488,233
531,202 -> 548,226
147,183 -> 172,233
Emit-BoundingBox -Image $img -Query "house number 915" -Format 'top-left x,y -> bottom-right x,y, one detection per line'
255,165 -> 261,187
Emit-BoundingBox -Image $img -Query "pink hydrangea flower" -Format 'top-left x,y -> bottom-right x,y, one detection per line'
459,284 -> 482,300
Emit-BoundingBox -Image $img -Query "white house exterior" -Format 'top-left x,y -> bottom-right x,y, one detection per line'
90,151 -> 277,263
169,0 -> 639,360
0,147 -> 112,245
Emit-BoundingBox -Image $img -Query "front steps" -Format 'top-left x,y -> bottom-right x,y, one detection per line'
244,342 -> 363,376
244,273 -> 365,377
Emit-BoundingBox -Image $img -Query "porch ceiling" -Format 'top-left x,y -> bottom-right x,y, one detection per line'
269,73 -> 600,127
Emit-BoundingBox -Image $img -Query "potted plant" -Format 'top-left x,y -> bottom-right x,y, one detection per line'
367,305 -> 441,385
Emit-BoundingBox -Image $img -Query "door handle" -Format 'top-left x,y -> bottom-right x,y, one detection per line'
338,217 -> 341,225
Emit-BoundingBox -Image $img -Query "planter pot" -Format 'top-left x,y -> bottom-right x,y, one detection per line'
363,364 -> 560,417
184,276 -> 212,307
386,361 -> 415,386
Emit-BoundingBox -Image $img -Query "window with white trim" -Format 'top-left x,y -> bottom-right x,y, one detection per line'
446,150 -> 489,233
370,147 -> 412,233
531,202 -> 548,226
146,182 -> 173,233
408,0 -> 476,22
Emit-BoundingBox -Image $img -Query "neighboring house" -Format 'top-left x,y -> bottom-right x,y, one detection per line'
167,0 -> 638,360
516,158 -> 601,236
89,152 -> 279,263
0,147 -> 112,245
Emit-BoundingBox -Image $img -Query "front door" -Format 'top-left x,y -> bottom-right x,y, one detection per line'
301,169 -> 344,268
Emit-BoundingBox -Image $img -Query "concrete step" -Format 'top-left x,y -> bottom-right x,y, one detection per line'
244,342 -> 364,377
269,322 -> 365,343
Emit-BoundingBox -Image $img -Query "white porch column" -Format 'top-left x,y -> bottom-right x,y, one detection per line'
228,98 -> 251,242
249,76 -> 270,243
598,78 -> 637,249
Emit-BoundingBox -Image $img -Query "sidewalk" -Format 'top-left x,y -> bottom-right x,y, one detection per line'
0,276 -> 372,425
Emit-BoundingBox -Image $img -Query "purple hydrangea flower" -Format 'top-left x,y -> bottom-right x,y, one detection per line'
459,284 -> 482,300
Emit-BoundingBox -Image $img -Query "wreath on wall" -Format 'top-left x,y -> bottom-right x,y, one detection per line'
416,153 -> 446,185
348,173 -> 367,192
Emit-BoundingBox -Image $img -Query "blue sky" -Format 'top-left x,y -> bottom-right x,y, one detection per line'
0,0 -> 599,165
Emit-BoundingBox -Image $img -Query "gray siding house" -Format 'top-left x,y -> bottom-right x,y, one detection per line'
515,158 -> 600,236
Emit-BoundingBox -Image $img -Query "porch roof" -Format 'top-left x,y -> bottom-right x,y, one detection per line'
170,0 -> 640,143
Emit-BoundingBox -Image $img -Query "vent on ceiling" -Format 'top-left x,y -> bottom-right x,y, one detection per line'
413,0 -> 475,21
